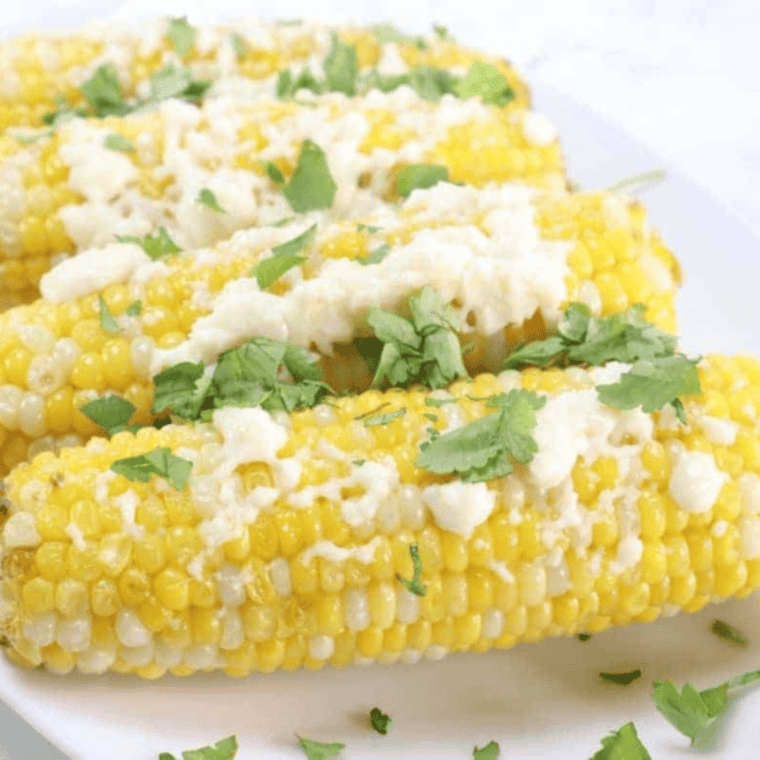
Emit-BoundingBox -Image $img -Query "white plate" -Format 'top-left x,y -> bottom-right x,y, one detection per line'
3,80 -> 760,760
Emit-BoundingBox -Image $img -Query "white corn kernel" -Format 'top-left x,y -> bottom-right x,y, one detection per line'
77,644 -> 116,674
2,512 -> 41,548
26,355 -> 65,396
22,612 -> 57,647
482,609 -> 505,639
120,643 -> 154,667
396,588 -> 420,624
0,385 -> 23,429
308,634 -> 335,661
56,614 -> 91,652
343,589 -> 370,631
219,610 -> 244,650
183,644 -> 218,671
154,641 -> 184,669
215,563 -> 247,607
19,392 -> 46,437
268,558 -> 292,597
115,609 -> 152,648
51,338 -> 82,373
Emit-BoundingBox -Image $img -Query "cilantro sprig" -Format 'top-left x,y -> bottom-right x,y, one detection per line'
111,447 -> 192,490
80,395 -> 137,436
167,17 -> 196,58
103,133 -> 135,152
416,389 -> 546,483
503,303 -> 700,422
152,337 -> 331,420
454,61 -> 514,106
364,286 -> 468,390
396,164 -> 449,198
159,735 -> 238,760
653,668 -> 760,744
590,723 -> 651,759
98,295 -> 121,334
196,188 -> 226,213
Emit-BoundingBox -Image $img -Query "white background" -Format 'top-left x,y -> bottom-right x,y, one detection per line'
1,1 -> 759,758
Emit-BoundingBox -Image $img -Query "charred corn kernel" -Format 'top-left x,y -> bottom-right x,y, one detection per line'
5,356 -> 760,677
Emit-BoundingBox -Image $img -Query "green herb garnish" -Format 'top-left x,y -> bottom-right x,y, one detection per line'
365,287 -> 467,390
590,723 -> 651,759
608,169 -> 667,194
79,395 -> 136,436
433,24 -> 451,40
230,33 -> 247,58
126,300 -> 143,317
261,160 -> 286,186
371,23 -> 427,48
116,227 -> 181,260
454,62 -> 515,106
357,223 -> 382,233
577,633 -> 592,642
600,669 -> 642,685
111,447 -> 192,490
369,707 -> 392,735
282,140 -> 337,212
473,741 -> 500,760
323,34 -> 359,95
196,188 -> 226,213
253,224 -> 316,289
396,164 -> 449,198
159,734 -> 238,759
103,133 -> 135,152
358,244 -> 390,265
417,389 -> 546,483
98,295 -> 121,334
167,17 -> 196,58
503,303 -> 700,421
79,64 -> 129,118
653,669 -> 760,743
396,543 -> 426,596
145,64 -> 211,104
711,619 -> 749,647
297,736 -> 345,760
362,408 -> 406,427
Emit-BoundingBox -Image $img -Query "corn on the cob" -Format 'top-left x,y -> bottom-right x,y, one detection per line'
0,87 -> 563,303
0,182 -> 679,476
0,19 -> 531,133
1,354 -> 758,677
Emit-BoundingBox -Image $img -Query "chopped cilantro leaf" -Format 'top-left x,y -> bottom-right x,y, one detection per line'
12,131 -> 50,145
577,633 -> 592,642
367,286 -> 467,389
261,160 -> 285,186
98,295 -> 121,334
652,669 -> 760,743
358,243 -> 390,265
357,223 -> 382,233
273,216 -> 296,227
352,459 -> 366,467
253,224 -> 316,289
396,164 -> 449,198
152,361 -> 209,420
590,723 -> 651,760
116,227 -> 181,260
454,61 -> 515,106
196,188 -> 226,213
230,32 -> 247,58
473,741 -> 500,760
596,355 -> 701,417
433,24 -> 451,40
253,254 -> 304,289
417,389 -> 545,482
297,736 -> 345,760
111,447 -> 192,490
126,300 -> 143,317
276,68 -> 323,99
600,669 -> 642,685
80,395 -> 136,436
406,66 -> 459,101
424,396 -> 455,407
103,133 -> 135,152
79,64 -> 128,117
711,619 -> 748,647
167,17 -> 196,58
283,140 -> 337,212
147,65 -> 211,104
369,707 -> 392,735
363,408 -> 406,427
161,735 -> 238,759
396,543 -> 426,596
323,34 -> 358,95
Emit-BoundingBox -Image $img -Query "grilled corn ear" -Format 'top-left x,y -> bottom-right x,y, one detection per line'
0,182 -> 679,475
1,355 -> 758,676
